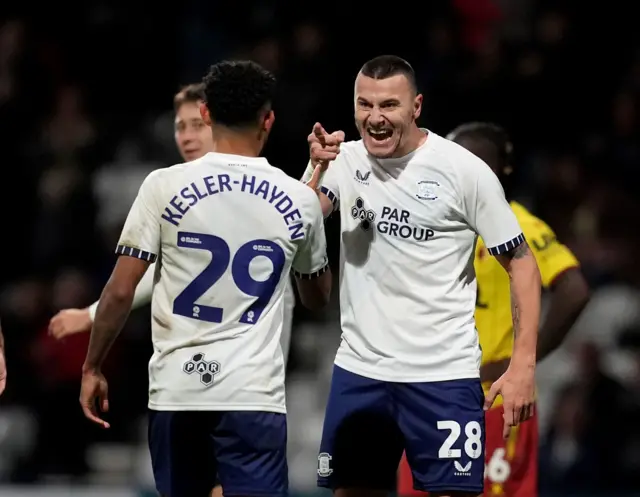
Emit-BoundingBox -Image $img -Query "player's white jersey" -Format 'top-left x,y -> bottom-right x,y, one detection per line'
117,152 -> 328,412
320,130 -> 523,382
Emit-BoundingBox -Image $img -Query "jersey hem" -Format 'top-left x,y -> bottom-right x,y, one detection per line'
334,358 -> 479,383
148,402 -> 286,413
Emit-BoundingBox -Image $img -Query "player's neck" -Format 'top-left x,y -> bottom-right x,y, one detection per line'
393,126 -> 427,159
209,127 -> 262,158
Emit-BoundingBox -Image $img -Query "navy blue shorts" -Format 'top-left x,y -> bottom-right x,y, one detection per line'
317,366 -> 485,494
148,410 -> 287,497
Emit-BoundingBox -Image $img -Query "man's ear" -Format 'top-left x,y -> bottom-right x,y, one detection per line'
200,102 -> 212,126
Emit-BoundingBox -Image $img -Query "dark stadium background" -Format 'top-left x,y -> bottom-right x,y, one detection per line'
1,0 -> 640,495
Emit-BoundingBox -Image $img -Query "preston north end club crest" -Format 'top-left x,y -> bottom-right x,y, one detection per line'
416,180 -> 439,200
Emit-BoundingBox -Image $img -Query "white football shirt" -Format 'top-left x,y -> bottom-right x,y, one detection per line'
88,256 -> 297,368
319,130 -> 523,382
117,152 -> 328,412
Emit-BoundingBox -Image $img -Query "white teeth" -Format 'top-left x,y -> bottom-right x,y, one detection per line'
368,128 -> 392,140
368,129 -> 390,136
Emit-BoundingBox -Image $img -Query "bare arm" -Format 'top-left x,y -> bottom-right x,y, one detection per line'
291,176 -> 332,310
295,267 -> 332,311
495,241 -> 541,372
537,267 -> 589,361
480,267 -> 588,382
88,265 -> 155,320
303,164 -> 336,218
83,256 -> 149,372
483,241 -> 540,435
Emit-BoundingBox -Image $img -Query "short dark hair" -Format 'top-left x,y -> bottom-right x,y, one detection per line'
173,83 -> 205,111
202,60 -> 277,128
446,122 -> 513,171
359,55 -> 417,92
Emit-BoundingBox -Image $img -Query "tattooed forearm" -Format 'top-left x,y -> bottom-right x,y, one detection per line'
496,238 -> 541,367
500,241 -> 530,338
505,241 -> 530,260
510,285 -> 521,338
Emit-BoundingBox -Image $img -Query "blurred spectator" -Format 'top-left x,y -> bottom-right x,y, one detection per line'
540,342 -> 629,492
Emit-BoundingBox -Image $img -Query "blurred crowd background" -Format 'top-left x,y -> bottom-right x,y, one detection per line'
1,0 -> 640,495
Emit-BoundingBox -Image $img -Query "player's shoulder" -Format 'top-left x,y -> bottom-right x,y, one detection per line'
261,163 -> 318,206
284,174 -> 322,214
511,201 -> 553,233
137,165 -> 174,193
510,201 -> 536,222
159,153 -> 235,181
153,158 -> 196,180
414,132 -> 495,203
429,131 -> 493,178
143,157 -> 212,198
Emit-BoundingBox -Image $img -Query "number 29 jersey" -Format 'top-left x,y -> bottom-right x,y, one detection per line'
117,152 -> 328,413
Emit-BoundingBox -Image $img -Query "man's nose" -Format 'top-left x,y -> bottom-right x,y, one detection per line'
182,129 -> 198,142
369,107 -> 385,124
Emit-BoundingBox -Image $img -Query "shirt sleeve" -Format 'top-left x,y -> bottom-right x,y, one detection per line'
116,171 -> 161,262
522,216 -> 580,287
319,163 -> 340,212
463,160 -> 524,256
292,190 -> 329,278
300,160 -> 341,213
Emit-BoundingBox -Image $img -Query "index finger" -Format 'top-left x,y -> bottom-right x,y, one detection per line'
331,130 -> 346,143
313,122 -> 327,145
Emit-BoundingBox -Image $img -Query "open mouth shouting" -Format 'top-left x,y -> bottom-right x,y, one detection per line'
367,126 -> 394,146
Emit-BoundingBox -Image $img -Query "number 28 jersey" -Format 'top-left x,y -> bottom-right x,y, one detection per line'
319,131 -> 524,383
117,152 -> 328,413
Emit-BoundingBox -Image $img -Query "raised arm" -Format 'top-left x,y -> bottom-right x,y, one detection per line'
292,188 -> 332,310
301,123 -> 344,218
303,163 -> 335,218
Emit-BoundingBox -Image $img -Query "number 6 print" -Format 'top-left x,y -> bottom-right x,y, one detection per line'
173,231 -> 286,324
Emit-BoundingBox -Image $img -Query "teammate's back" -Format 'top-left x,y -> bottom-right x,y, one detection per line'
82,59 -> 331,497
141,151 -> 326,410
155,153 -> 317,337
